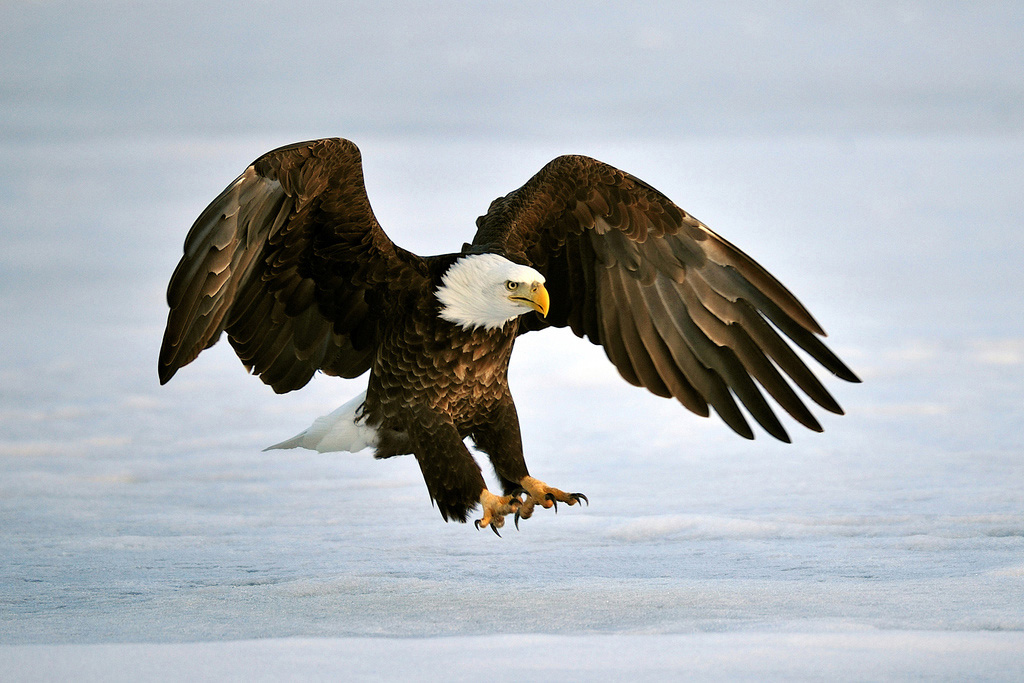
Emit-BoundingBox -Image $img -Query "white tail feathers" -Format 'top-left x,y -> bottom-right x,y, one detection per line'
264,391 -> 379,453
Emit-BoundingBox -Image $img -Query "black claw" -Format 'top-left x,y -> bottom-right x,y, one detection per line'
510,487 -> 528,499
546,494 -> 558,513
573,493 -> 589,506
514,511 -> 521,530
476,518 -> 502,537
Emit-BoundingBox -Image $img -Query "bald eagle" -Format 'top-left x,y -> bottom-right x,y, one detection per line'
159,138 -> 858,534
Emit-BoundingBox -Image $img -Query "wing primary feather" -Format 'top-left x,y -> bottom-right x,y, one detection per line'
595,269 -> 642,387
670,279 -> 823,431
628,281 -> 715,416
699,229 -> 827,337
737,304 -> 844,415
625,279 -> 708,407
647,276 -> 779,440
594,240 -> 759,437
601,267 -> 672,398
699,264 -> 859,383
745,286 -> 860,384
694,277 -> 845,415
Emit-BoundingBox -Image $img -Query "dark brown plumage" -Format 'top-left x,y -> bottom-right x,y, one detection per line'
159,137 -> 859,529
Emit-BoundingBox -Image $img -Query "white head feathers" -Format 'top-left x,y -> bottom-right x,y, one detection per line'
436,254 -> 547,331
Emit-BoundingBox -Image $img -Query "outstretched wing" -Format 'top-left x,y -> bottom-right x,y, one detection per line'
159,138 -> 427,393
472,155 -> 859,442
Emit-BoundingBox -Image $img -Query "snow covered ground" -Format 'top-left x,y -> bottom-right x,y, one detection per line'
2,1 -> 1023,680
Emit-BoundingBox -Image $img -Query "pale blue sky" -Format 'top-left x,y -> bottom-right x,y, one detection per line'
2,1 -> 1021,141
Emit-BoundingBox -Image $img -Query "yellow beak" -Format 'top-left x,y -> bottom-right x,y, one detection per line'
512,283 -> 550,317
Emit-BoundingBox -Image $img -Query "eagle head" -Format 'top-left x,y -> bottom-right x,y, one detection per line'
436,253 -> 549,330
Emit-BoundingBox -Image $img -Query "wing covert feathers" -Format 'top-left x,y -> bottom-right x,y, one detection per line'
159,138 -> 423,392
473,155 -> 859,441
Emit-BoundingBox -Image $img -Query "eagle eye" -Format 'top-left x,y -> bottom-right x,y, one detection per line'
505,281 -> 519,291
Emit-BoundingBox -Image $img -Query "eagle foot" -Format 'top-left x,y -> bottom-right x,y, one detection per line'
513,475 -> 588,528
475,489 -> 522,537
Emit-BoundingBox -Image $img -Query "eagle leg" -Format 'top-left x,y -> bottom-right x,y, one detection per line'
475,489 -> 522,536
513,475 -> 588,527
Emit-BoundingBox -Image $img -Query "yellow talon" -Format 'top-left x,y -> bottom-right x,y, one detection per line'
475,489 -> 519,536
518,475 -> 588,509
476,480 -> 587,533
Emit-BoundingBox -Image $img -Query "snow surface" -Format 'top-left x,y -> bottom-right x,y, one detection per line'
2,1 -> 1023,680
